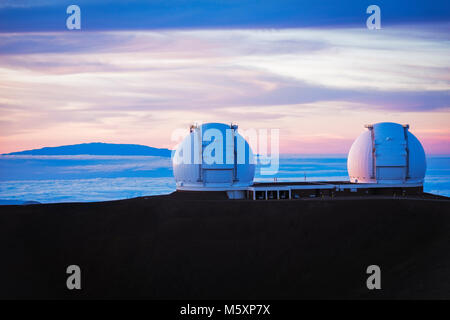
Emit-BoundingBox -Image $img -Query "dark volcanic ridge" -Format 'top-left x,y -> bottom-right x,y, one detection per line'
0,193 -> 449,299
3,142 -> 172,157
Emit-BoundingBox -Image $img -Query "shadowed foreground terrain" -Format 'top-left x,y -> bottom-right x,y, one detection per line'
1,192 -> 449,299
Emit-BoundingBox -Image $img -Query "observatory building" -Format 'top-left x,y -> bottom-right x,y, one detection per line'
172,122 -> 426,200
347,122 -> 426,184
173,122 -> 255,199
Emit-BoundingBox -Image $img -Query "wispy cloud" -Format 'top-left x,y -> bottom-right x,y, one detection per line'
0,26 -> 449,154
0,155 -> 169,160
62,158 -> 171,173
0,177 -> 176,203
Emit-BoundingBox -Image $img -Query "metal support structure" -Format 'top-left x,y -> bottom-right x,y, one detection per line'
366,125 -> 376,179
231,123 -> 239,182
192,125 -> 203,183
403,124 -> 410,181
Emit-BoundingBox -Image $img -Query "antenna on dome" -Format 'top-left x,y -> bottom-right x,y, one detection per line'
190,123 -> 199,133
230,122 -> 239,182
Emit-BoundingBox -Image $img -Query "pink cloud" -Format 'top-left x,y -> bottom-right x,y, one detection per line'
0,27 -> 449,155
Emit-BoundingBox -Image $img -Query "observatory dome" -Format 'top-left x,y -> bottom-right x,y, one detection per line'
173,123 -> 255,191
347,122 -> 426,184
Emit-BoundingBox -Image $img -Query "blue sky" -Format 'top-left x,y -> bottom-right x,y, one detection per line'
1,0 -> 450,31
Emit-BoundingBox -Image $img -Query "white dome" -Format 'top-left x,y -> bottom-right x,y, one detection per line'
173,122 -> 255,190
347,122 -> 426,184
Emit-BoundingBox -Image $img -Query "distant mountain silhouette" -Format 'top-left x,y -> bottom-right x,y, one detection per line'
4,143 -> 172,157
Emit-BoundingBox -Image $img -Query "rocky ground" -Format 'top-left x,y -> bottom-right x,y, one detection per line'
1,192 -> 449,299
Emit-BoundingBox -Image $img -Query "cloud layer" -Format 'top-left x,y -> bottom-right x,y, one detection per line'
0,25 -> 449,154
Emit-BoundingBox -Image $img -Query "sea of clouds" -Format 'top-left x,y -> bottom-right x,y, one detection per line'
0,155 -> 448,203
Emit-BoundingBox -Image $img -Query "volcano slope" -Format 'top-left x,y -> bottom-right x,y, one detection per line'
0,192 -> 449,299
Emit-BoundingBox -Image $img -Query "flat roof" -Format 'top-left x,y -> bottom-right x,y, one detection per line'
252,181 -> 352,187
249,181 -> 423,190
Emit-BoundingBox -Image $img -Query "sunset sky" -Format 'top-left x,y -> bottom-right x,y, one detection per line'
0,0 -> 449,154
